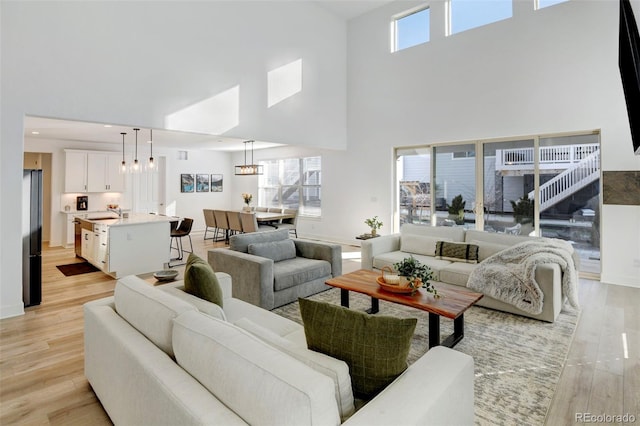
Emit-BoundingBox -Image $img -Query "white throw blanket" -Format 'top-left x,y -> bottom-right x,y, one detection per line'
467,238 -> 580,315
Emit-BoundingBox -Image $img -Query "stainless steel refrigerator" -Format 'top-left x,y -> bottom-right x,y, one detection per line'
23,169 -> 42,307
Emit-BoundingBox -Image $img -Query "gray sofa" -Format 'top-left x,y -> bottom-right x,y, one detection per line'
84,274 -> 475,425
362,224 -> 579,322
209,229 -> 342,310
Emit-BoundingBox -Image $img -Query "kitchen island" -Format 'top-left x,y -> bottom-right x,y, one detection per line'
76,213 -> 173,278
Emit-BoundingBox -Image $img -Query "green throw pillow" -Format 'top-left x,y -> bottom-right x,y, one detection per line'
435,241 -> 479,264
298,298 -> 417,398
184,253 -> 223,308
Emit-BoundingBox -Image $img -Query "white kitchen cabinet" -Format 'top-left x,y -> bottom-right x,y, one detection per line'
65,150 -> 125,193
87,153 -> 125,192
95,223 -> 109,270
64,151 -> 88,192
81,229 -> 96,263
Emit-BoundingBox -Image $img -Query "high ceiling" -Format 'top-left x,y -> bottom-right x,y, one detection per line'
23,1 -> 394,152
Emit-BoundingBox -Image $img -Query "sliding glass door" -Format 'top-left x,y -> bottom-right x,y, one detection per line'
481,139 -> 535,235
433,144 -> 476,228
394,130 -> 601,275
396,147 -> 431,225
538,134 -> 600,274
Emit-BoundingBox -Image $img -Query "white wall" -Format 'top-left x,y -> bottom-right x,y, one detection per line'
1,1 -> 347,318
341,0 -> 640,288
3,0 -> 639,320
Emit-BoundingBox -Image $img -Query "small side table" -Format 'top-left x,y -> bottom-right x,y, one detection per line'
356,233 -> 380,240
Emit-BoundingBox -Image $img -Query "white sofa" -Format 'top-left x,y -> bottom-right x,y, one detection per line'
84,273 -> 475,425
362,224 -> 579,323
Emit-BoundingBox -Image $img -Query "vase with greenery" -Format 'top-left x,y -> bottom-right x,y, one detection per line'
364,216 -> 383,236
393,256 -> 438,297
447,194 -> 466,225
241,193 -> 253,211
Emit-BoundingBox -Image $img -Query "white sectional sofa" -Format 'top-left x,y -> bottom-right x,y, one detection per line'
361,224 -> 579,323
84,273 -> 475,425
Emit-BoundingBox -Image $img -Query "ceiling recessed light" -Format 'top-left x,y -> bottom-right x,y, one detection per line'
104,124 -> 112,128
31,131 -> 40,135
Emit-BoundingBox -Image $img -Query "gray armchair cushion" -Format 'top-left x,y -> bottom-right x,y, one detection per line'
273,258 -> 332,291
248,239 -> 296,262
229,229 -> 290,253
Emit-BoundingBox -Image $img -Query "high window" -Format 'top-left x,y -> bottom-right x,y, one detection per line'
536,0 -> 569,10
258,157 -> 321,216
448,0 -> 512,35
392,7 -> 430,52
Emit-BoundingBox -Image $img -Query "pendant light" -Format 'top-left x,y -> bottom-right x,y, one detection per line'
147,128 -> 155,171
234,140 -> 263,175
120,132 -> 127,173
132,128 -> 141,173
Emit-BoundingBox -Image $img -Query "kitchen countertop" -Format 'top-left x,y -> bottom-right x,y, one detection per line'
77,213 -> 175,227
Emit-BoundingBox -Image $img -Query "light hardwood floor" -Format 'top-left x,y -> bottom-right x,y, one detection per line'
1,232 -> 638,425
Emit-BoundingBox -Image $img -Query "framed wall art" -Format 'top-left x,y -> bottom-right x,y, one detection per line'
211,174 -> 223,192
196,174 -> 210,192
180,174 -> 195,192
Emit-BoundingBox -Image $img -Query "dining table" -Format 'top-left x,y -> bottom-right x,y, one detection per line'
253,211 -> 296,223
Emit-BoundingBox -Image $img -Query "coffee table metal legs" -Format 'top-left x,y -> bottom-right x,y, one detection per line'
429,313 -> 464,349
339,290 -> 379,314
340,289 -> 465,349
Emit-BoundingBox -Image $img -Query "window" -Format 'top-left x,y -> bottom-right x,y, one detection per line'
392,7 -> 430,52
536,0 -> 569,10
448,0 -> 512,35
452,151 -> 475,159
258,156 -> 321,216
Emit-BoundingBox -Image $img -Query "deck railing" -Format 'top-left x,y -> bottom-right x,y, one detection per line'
496,143 -> 599,171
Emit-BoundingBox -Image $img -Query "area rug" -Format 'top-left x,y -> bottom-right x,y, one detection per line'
56,262 -> 100,276
272,288 -> 579,426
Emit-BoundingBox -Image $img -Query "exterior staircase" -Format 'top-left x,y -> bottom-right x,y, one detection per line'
528,149 -> 600,212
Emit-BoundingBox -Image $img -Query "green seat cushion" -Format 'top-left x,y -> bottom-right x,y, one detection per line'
184,253 -> 223,308
299,298 -> 417,398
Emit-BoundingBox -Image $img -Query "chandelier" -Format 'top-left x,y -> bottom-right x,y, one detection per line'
234,140 -> 263,176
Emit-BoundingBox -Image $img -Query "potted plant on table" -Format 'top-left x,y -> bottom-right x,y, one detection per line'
364,216 -> 383,236
393,256 -> 439,297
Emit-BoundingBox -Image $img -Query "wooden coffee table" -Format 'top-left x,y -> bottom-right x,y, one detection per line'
325,269 -> 483,349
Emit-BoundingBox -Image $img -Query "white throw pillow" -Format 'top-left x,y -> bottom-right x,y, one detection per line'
173,311 -> 340,426
401,234 -> 452,257
471,240 -> 510,261
234,317 -> 355,420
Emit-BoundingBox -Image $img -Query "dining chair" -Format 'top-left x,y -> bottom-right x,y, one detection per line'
240,212 -> 272,233
213,210 -> 230,242
203,209 -> 217,240
226,211 -> 243,237
267,207 -> 283,213
275,208 -> 298,237
255,206 -> 268,212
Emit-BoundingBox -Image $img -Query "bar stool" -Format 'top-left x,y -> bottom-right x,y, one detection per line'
170,218 -> 193,264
